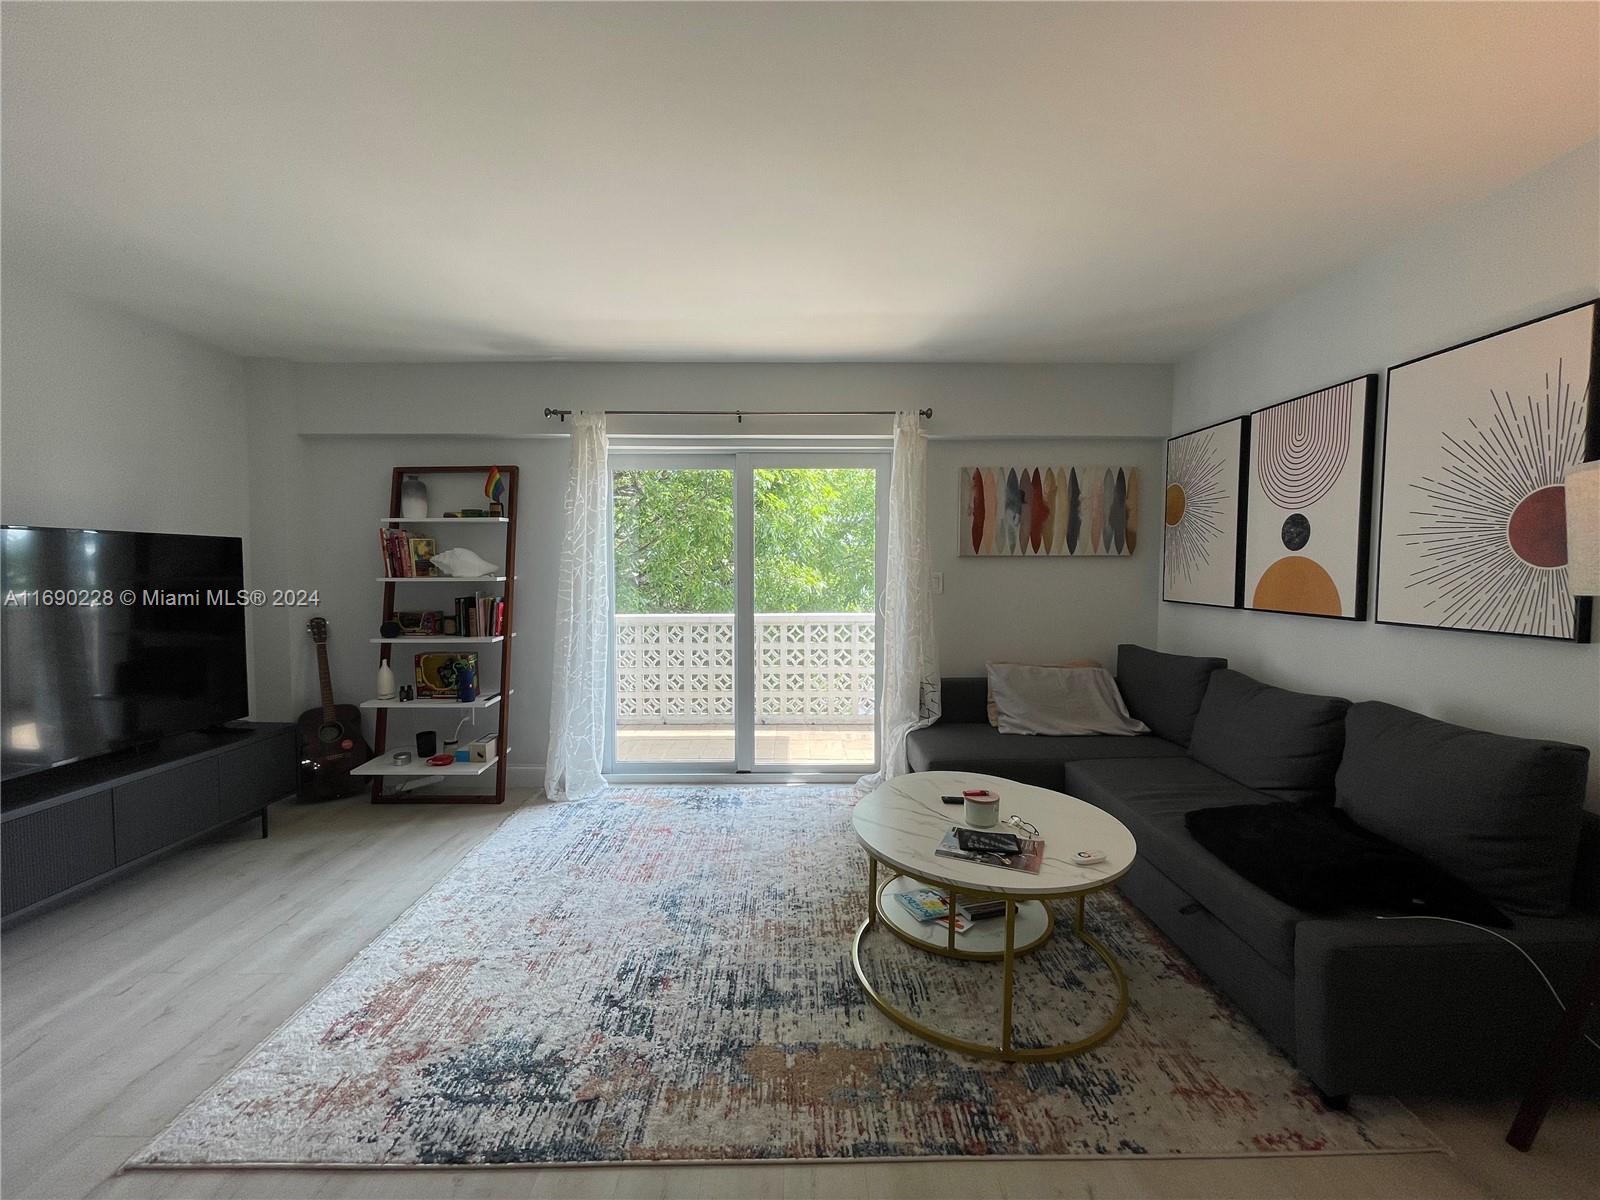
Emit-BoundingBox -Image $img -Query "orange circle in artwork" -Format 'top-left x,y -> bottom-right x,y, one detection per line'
1508,485 -> 1567,568
1252,555 -> 1341,616
1164,484 -> 1186,527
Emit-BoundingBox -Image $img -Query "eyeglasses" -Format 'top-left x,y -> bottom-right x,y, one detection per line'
1003,815 -> 1040,838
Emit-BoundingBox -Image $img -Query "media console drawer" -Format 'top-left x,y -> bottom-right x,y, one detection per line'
218,731 -> 297,822
2,790 -> 116,916
113,757 -> 220,864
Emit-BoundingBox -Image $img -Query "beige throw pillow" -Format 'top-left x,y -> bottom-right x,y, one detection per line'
987,663 -> 1150,737
986,658 -> 1101,726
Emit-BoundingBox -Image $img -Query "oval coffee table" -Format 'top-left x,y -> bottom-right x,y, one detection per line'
852,770 -> 1138,1061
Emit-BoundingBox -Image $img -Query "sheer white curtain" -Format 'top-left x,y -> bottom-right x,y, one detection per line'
862,411 -> 941,788
545,412 -> 611,801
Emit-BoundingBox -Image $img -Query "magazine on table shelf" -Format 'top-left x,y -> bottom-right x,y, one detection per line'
891,888 -> 1010,935
934,827 -> 1045,874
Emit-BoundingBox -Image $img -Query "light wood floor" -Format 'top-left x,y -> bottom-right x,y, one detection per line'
3,791 -> 1596,1200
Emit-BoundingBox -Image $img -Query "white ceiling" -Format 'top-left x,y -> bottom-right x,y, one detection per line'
3,2 -> 1596,363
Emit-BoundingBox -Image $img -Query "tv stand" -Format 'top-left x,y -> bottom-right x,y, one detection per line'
1,722 -> 297,925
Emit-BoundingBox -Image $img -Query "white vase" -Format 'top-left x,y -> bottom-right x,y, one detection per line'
376,662 -> 397,700
399,475 -> 429,519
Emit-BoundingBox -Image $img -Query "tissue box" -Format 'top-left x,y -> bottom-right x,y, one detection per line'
468,734 -> 498,762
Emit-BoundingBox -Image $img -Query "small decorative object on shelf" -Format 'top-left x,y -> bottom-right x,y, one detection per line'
400,474 -> 429,519
485,465 -> 506,518
457,663 -> 478,703
416,651 -> 478,698
397,684 -> 414,703
429,547 -> 500,578
376,661 -> 397,701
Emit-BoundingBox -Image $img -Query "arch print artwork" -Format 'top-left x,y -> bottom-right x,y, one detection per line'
1162,416 -> 1248,607
958,466 -> 1139,556
1375,300 -> 1597,642
1243,376 -> 1378,620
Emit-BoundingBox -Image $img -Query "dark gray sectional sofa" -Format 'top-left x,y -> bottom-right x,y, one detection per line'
906,644 -> 1600,1098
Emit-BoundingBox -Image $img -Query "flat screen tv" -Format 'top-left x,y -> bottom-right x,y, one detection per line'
1,526 -> 249,781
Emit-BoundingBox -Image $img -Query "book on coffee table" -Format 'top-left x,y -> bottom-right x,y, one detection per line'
934,827 -> 1045,874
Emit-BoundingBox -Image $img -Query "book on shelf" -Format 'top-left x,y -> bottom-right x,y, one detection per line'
890,888 -> 1009,936
892,888 -> 952,923
934,827 -> 1045,874
379,528 -> 439,577
455,593 -> 504,638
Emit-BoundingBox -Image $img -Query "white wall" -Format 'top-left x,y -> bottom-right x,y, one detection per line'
247,361 -> 1172,785
1,266 -> 248,537
0,268 -> 263,710
1161,140 -> 1600,803
929,439 -> 1162,675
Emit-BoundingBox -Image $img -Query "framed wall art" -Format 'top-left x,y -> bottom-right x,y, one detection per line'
1243,375 -> 1378,620
1162,416 -> 1248,607
958,466 -> 1139,556
1375,300 -> 1597,642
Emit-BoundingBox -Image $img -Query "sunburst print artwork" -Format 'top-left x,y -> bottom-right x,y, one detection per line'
1163,416 -> 1247,607
1376,301 -> 1596,642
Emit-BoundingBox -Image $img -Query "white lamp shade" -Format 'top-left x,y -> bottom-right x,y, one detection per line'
1566,458 -> 1600,596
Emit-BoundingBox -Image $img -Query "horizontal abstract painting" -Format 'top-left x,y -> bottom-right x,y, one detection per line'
1376,301 -> 1596,642
1244,376 -> 1377,620
1163,417 -> 1248,607
959,466 -> 1139,556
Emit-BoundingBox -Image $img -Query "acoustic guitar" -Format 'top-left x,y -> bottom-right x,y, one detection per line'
297,617 -> 372,799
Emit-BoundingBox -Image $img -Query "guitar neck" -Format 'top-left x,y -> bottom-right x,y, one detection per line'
315,644 -> 336,721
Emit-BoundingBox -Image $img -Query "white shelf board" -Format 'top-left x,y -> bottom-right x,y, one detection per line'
380,517 -> 508,524
351,753 -> 499,778
369,635 -> 506,644
359,692 -> 502,711
376,576 -> 506,583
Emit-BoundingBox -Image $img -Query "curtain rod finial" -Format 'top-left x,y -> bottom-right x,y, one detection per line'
544,408 -> 569,422
919,408 -> 933,419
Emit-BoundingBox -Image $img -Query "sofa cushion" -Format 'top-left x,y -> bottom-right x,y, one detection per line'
1184,800 -> 1510,926
986,659 -> 1102,726
1188,670 -> 1350,803
1336,701 -> 1589,917
1114,644 -> 1226,748
938,677 -> 990,725
905,723 -> 1184,790
1064,757 -> 1304,973
988,664 -> 1148,736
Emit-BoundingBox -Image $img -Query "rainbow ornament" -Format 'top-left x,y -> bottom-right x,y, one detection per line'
484,466 -> 505,506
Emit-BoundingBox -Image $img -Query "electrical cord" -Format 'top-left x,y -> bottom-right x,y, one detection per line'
1374,914 -> 1600,1054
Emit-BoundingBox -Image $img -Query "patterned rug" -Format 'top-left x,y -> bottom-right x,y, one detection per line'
129,786 -> 1440,1167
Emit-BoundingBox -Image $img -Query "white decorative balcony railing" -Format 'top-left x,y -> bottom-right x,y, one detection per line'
614,612 -> 875,725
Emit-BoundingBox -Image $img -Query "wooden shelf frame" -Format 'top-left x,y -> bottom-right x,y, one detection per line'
370,465 -> 518,805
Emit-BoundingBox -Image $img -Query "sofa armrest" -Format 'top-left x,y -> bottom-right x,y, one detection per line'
1293,913 -> 1600,1096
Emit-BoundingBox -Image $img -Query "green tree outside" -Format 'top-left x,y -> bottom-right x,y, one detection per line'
612,467 -> 876,614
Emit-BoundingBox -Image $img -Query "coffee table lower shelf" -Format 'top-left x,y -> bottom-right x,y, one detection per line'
850,852 -> 1129,1062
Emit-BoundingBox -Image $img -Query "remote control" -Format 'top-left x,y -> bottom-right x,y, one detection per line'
1073,850 -> 1108,866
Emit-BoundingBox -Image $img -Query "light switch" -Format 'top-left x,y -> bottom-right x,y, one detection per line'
931,571 -> 944,594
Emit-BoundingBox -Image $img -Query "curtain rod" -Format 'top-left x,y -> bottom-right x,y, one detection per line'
543,407 -> 931,423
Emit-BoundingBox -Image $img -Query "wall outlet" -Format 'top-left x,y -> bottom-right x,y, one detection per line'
931,572 -> 944,594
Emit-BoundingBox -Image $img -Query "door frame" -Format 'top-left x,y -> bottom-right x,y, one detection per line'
605,447 -> 889,781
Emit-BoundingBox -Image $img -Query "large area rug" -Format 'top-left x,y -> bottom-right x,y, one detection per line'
130,785 -> 1440,1167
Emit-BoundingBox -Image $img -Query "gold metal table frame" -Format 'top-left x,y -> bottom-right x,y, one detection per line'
850,849 -> 1130,1061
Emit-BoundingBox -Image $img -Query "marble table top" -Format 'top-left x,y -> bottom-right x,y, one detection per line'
852,770 -> 1137,898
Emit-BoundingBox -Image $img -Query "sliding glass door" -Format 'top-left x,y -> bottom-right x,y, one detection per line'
608,451 -> 886,776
